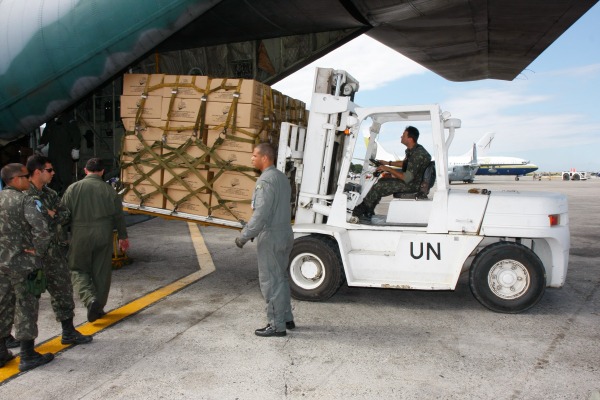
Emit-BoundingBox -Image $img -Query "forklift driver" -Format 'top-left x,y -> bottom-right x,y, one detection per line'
352,126 -> 431,222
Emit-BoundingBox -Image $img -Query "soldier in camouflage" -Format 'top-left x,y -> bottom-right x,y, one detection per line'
0,163 -> 55,371
25,155 -> 92,345
353,126 -> 432,221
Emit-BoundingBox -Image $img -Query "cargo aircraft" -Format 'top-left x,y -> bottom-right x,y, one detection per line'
447,132 -> 494,184
0,0 -> 597,142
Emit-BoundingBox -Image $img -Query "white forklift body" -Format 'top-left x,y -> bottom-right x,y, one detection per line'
278,68 -> 569,313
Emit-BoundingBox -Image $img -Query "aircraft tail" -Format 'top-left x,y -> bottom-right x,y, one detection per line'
475,132 -> 495,157
470,143 -> 478,166
458,132 -> 494,159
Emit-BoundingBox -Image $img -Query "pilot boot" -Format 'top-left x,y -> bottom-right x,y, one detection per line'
0,338 -> 15,368
61,317 -> 93,345
18,340 -> 54,372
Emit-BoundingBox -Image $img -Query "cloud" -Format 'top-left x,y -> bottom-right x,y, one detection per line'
273,35 -> 427,104
441,87 -> 599,155
531,63 -> 600,78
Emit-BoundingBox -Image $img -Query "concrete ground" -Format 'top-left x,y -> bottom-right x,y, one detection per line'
1,176 -> 599,399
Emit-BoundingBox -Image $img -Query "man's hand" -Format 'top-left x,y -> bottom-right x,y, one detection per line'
119,239 -> 130,252
235,237 -> 247,249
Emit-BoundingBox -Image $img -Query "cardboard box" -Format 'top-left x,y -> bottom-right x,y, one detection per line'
205,102 -> 264,127
122,74 -> 165,96
210,148 -> 253,168
161,97 -> 203,123
210,198 -> 253,222
121,95 -> 163,119
162,75 -> 209,99
166,189 -> 210,216
207,78 -> 266,105
162,141 -> 208,167
206,127 -> 262,153
122,118 -> 164,135
163,168 -> 210,192
210,170 -> 257,200
162,120 -> 200,146
120,157 -> 162,186
122,184 -> 165,208
162,98 -> 264,127
122,136 -> 162,154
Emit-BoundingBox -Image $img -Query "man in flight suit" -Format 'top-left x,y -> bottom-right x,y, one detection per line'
235,143 -> 295,337
26,155 -> 92,345
61,158 -> 128,323
0,163 -> 54,371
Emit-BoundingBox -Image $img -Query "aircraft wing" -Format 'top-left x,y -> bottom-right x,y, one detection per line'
0,0 -> 597,139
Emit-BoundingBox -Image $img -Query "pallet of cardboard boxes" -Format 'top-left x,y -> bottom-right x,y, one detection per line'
119,73 -> 306,225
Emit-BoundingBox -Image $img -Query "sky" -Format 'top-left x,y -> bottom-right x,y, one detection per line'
273,4 -> 600,173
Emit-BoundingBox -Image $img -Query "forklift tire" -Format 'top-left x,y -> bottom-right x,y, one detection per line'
469,242 -> 546,313
288,236 -> 344,301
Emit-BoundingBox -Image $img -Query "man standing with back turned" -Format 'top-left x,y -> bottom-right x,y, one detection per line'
61,158 -> 128,323
235,143 -> 295,337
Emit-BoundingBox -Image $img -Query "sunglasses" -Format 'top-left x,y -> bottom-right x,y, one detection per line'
13,173 -> 30,179
43,168 -> 54,173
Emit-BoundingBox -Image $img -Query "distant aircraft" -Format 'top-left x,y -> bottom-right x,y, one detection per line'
468,132 -> 538,180
477,157 -> 539,180
448,132 -> 495,184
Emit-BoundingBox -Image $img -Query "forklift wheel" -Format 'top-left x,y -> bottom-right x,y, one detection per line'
288,236 -> 344,301
469,242 -> 546,313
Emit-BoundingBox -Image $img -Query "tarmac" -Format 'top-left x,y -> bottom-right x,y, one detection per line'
0,176 -> 599,399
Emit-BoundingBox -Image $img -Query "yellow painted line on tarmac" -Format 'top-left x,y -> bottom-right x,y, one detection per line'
0,223 -> 214,383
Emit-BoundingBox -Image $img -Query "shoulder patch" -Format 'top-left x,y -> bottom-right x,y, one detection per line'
34,199 -> 44,213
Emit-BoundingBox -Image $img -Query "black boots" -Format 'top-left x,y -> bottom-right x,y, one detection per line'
5,334 -> 20,349
352,203 -> 374,218
18,340 -> 54,372
352,203 -> 374,223
87,301 -> 103,323
0,337 -> 15,368
61,318 -> 93,345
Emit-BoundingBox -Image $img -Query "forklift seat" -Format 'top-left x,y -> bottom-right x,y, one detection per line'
392,161 -> 436,200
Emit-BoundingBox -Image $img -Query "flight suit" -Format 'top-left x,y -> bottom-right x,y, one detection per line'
0,186 -> 51,342
60,174 -> 127,309
26,183 -> 75,322
240,165 -> 294,332
361,143 -> 432,212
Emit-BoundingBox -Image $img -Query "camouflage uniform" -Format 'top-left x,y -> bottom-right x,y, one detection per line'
0,186 -> 51,341
26,183 -> 75,322
361,143 -> 432,212
239,165 -> 294,332
61,174 -> 127,310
